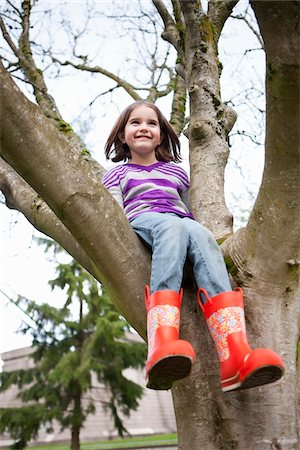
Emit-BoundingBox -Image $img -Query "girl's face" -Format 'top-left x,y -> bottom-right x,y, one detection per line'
122,105 -> 161,164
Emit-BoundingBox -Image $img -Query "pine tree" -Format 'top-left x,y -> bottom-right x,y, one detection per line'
0,243 -> 146,450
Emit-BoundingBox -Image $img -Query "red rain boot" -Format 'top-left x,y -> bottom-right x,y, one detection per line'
145,285 -> 196,390
197,288 -> 284,392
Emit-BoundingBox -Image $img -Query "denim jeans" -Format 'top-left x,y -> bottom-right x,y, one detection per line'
131,212 -> 232,297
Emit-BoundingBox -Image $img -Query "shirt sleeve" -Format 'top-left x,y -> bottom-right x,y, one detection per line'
176,165 -> 191,212
180,185 -> 191,212
102,169 -> 124,209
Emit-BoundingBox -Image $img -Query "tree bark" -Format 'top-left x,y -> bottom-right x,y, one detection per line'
70,389 -> 82,450
71,427 -> 80,450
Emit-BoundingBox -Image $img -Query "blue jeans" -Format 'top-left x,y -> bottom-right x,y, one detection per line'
131,212 -> 232,296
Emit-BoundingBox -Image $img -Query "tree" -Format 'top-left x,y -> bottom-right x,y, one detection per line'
0,1 -> 299,449
0,244 -> 146,450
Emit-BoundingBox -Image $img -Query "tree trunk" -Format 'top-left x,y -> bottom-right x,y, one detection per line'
70,390 -> 82,450
173,1 -> 299,449
71,427 -> 80,450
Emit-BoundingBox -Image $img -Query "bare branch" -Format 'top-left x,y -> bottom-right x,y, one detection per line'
19,0 -> 30,46
152,0 -> 176,30
169,74 -> 187,136
51,56 -> 142,102
231,12 -> 264,50
152,0 -> 181,52
0,2 -> 100,158
0,2 -> 62,120
179,0 -> 203,42
208,0 -> 239,41
0,14 -> 22,59
5,0 -> 22,19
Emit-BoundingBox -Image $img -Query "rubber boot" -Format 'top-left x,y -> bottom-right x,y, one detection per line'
197,288 -> 284,392
145,285 -> 196,390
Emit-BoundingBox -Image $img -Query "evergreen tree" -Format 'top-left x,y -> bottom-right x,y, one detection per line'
0,244 -> 146,450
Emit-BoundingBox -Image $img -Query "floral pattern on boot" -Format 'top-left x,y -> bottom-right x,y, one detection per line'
147,305 -> 180,356
207,306 -> 245,361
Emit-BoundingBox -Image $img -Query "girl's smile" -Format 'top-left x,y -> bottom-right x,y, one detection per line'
122,105 -> 161,165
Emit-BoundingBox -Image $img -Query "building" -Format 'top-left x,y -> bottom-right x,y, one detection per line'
0,346 -> 176,447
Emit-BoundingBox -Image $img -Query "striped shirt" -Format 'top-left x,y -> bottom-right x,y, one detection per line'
102,161 -> 194,221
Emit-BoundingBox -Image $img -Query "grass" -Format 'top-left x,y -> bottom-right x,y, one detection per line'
28,433 -> 178,450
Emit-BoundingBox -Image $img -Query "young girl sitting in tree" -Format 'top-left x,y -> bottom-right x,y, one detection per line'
102,100 -> 284,391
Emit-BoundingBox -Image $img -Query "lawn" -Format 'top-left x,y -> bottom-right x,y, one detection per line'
27,433 -> 178,450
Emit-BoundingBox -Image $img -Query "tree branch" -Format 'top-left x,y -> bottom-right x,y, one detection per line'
152,0 -> 181,52
208,0 -> 239,41
51,56 -> 142,102
231,12 -> 264,50
0,156 -> 96,278
0,61 -> 150,338
16,0 -> 62,119
178,0 -> 203,45
0,14 -> 22,58
6,0 -> 23,19
169,74 -> 187,135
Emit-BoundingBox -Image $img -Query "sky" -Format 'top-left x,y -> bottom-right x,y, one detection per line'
0,0 -> 266,365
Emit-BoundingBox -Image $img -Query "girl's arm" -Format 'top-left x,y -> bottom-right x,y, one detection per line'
180,186 -> 191,212
177,165 -> 192,212
102,170 -> 124,209
105,184 -> 124,209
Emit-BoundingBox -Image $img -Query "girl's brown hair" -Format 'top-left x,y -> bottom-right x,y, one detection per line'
104,101 -> 181,163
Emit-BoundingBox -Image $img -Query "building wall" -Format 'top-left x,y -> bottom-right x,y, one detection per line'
0,346 -> 176,447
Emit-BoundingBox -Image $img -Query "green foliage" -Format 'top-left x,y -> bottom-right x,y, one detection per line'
0,405 -> 53,449
0,240 -> 146,448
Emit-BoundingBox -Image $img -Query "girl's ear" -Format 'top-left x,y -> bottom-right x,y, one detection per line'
118,132 -> 125,143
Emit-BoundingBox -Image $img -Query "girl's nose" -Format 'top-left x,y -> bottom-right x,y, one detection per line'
139,122 -> 149,131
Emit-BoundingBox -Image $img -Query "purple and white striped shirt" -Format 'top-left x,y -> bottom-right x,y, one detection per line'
102,161 -> 194,221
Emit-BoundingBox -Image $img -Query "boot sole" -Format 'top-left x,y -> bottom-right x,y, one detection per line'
147,355 -> 193,390
223,364 -> 284,392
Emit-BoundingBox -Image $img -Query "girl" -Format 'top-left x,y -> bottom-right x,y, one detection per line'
102,101 -> 284,391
